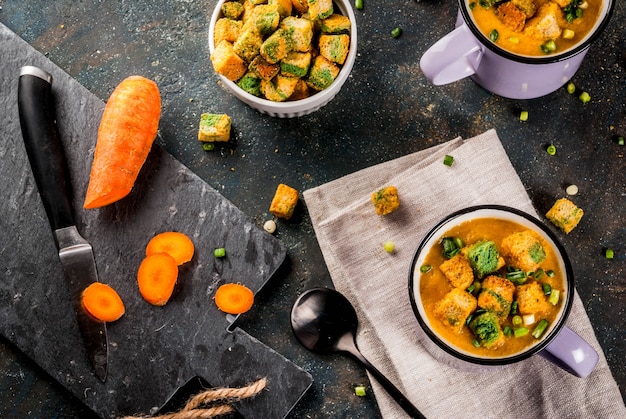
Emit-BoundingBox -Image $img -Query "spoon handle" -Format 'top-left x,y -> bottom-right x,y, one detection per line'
347,346 -> 426,419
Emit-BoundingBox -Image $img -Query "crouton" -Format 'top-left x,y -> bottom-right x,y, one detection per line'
211,40 -> 248,81
288,79 -> 311,100
260,28 -> 292,63
270,183 -> 299,219
249,55 -> 281,80
261,74 -> 300,101
478,275 -> 516,319
319,34 -> 350,65
433,288 -> 478,334
501,230 -> 547,272
552,0 -> 571,8
439,254 -> 474,290
546,198 -> 584,234
236,72 -> 263,96
308,0 -> 333,20
465,240 -> 500,279
198,113 -> 232,142
280,16 -> 314,52
280,51 -> 312,77
221,1 -> 245,20
469,311 -> 505,349
496,2 -> 527,32
320,14 -> 351,34
524,2 -> 563,41
246,4 -> 281,35
269,0 -> 293,17
234,27 -> 264,62
511,0 -> 537,18
214,18 -> 243,44
371,186 -> 400,215
516,281 -> 552,316
291,0 -> 309,14
306,55 -> 340,90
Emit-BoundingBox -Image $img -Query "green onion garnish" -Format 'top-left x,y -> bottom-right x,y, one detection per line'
391,27 -> 402,39
542,283 -> 552,295
514,327 -> 529,338
532,319 -> 550,339
546,144 -> 557,156
420,265 -> 432,273
443,155 -> 454,166
214,247 -> 227,258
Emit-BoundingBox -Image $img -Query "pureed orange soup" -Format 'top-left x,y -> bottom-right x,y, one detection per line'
469,0 -> 602,57
419,218 -> 564,358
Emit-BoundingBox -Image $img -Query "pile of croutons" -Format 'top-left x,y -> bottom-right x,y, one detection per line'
211,0 -> 351,102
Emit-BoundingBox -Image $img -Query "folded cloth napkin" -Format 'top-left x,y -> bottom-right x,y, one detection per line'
303,130 -> 625,418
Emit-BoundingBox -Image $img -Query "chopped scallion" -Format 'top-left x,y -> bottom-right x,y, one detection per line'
605,248 -> 614,259
512,315 -> 523,327
489,29 -> 499,42
443,154 -> 454,166
519,110 -> 529,122
391,27 -> 402,39
566,82 -> 576,94
514,327 -> 529,338
542,283 -> 552,295
355,0 -> 363,10
441,237 -> 460,258
472,338 -> 481,348
534,268 -> 544,279
540,40 -> 557,54
532,319 -> 550,339
546,270 -> 555,277
579,91 -> 591,103
503,326 -> 513,337
548,289 -> 560,305
354,385 -> 366,396
383,241 -> 395,253
506,269 -> 527,284
617,136 -> 624,146
420,264 -> 432,273
546,144 -> 557,156
203,143 -> 215,151
511,300 -> 518,315
214,247 -> 226,258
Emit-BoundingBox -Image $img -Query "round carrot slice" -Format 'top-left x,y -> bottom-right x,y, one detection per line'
145,232 -> 194,265
137,253 -> 179,306
81,282 -> 125,322
214,283 -> 254,314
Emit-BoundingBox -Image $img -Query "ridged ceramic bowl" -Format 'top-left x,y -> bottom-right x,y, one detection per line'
208,0 -> 357,118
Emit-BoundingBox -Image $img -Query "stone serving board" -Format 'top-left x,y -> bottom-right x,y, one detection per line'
0,23 -> 311,418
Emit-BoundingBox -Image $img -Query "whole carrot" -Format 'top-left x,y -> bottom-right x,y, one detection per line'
84,75 -> 161,209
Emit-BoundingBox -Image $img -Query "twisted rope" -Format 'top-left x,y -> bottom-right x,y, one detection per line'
120,377 -> 267,419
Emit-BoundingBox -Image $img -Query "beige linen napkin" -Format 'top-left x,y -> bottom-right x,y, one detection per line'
303,130 -> 625,418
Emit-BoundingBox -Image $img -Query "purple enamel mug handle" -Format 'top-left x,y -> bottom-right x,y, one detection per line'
539,326 -> 599,378
420,23 -> 483,85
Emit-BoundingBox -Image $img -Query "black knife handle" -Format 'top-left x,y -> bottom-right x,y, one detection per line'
18,66 -> 75,234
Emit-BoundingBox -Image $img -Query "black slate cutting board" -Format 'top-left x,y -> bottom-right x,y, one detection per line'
0,23 -> 311,418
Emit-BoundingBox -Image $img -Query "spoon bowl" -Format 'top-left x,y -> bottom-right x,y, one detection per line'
291,288 -> 426,419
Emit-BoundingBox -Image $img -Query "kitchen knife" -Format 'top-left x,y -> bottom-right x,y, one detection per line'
17,65 -> 108,382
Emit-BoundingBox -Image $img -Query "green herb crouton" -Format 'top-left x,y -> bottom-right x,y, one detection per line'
261,74 -> 299,101
221,1 -> 245,19
211,40 -> 248,81
308,0 -> 333,20
280,51 -> 312,78
269,0 -> 293,17
249,55 -> 281,80
234,27 -> 264,62
280,16 -> 314,52
433,288 -> 478,334
465,240 -> 500,279
500,230 -> 547,272
306,55 -> 340,90
545,197 -> 583,234
236,72 -> 262,96
439,254 -> 474,290
469,311 -> 505,349
246,4 -> 280,35
371,186 -> 400,215
477,275 -> 516,320
320,14 -> 351,34
198,113 -> 232,142
319,34 -> 350,65
260,28 -> 292,63
214,18 -> 243,44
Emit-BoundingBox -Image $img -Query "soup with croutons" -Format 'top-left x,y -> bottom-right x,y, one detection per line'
419,218 -> 565,358
468,0 -> 603,57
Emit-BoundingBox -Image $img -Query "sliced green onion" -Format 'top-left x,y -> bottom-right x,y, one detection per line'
566,82 -> 576,94
512,315 -> 523,327
202,143 -> 215,151
511,300 -> 518,315
489,29 -> 499,42
514,327 -> 529,338
420,264 -> 432,273
391,27 -> 402,39
472,338 -> 481,348
534,268 -> 545,279
522,313 -> 535,325
546,144 -> 557,156
546,270 -> 555,277
443,154 -> 454,166
214,247 -> 227,258
579,91 -> 591,103
383,241 -> 395,253
540,40 -> 557,54
605,248 -> 614,259
355,0 -> 363,10
532,319 -> 550,339
506,269 -> 527,284
617,136 -> 624,146
542,283 -> 552,295
503,326 -> 513,337
453,237 -> 465,249
354,385 -> 366,396
519,110 -> 529,121
549,289 -> 560,305
441,237 -> 460,258
466,283 -> 476,294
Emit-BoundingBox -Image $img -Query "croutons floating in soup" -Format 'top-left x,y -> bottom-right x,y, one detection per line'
419,218 -> 565,357
469,0 -> 603,57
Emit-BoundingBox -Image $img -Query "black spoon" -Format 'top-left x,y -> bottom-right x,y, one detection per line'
290,288 -> 426,419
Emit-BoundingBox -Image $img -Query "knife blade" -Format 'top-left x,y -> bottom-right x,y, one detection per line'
17,65 -> 108,382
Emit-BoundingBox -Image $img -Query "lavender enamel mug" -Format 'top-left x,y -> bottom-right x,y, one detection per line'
420,0 -> 615,99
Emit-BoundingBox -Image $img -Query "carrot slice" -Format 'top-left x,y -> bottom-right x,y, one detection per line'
214,283 -> 254,314
145,232 -> 194,265
81,282 -> 125,322
84,75 -> 161,209
137,253 -> 179,306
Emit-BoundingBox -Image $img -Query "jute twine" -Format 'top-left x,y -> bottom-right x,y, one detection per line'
120,377 -> 267,419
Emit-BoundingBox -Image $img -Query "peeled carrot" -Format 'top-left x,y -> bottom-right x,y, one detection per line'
214,283 -> 254,314
81,282 -> 125,322
145,232 -> 194,265
137,253 -> 179,306
84,75 -> 161,209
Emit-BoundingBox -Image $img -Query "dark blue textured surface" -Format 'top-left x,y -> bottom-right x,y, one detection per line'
1,0 -> 624,417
